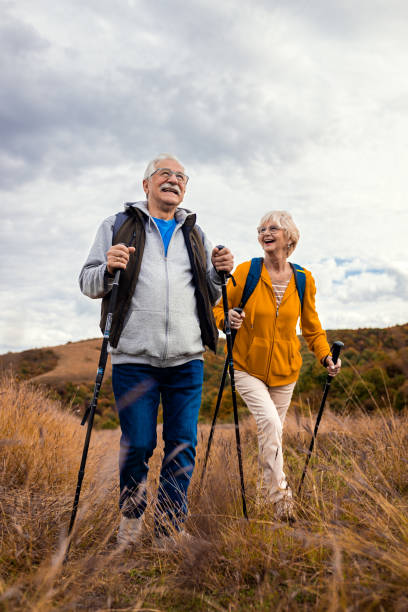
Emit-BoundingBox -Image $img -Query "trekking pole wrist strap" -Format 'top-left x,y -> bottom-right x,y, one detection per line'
322,355 -> 330,367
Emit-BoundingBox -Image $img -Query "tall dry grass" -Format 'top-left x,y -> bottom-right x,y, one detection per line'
1,373 -> 408,611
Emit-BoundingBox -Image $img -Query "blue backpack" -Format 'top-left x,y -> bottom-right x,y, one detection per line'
239,257 -> 306,311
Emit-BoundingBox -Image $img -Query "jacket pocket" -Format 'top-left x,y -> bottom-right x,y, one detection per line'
290,342 -> 303,372
116,309 -> 164,358
246,337 -> 270,379
270,340 -> 301,377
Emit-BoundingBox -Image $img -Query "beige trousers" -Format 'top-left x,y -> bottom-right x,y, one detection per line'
234,370 -> 296,503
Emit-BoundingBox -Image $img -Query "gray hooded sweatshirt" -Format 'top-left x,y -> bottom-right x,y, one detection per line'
79,201 -> 222,368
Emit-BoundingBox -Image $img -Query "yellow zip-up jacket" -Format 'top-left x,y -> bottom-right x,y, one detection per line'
213,260 -> 331,387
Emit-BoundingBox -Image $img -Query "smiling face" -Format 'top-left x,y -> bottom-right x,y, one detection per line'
143,158 -> 187,219
257,219 -> 288,258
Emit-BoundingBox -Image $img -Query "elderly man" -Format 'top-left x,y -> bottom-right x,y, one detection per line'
79,154 -> 233,547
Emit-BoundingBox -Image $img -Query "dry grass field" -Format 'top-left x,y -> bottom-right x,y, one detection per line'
1,373 -> 408,611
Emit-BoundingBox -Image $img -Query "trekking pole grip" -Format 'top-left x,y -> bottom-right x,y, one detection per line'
215,244 -> 236,286
325,341 -> 344,385
215,244 -> 226,282
331,341 -> 344,364
329,341 -> 344,372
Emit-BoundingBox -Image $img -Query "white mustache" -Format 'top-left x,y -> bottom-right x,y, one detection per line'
160,182 -> 181,195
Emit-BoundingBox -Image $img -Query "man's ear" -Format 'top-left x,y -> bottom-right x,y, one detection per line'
142,178 -> 149,195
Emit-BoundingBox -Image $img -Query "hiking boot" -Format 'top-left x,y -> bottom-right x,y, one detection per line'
117,515 -> 143,547
274,495 -> 296,524
153,529 -> 195,551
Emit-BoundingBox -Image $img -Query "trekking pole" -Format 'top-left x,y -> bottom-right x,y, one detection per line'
209,245 -> 248,519
65,266 -> 122,559
297,341 -> 344,495
199,307 -> 242,489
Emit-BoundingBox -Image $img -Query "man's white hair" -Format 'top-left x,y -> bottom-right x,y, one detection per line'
143,153 -> 185,180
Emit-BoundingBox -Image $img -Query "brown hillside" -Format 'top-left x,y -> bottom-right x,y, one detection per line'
0,338 -> 111,385
33,338 -> 112,384
1,322 -> 407,429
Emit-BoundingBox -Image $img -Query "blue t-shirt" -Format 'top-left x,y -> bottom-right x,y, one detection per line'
153,217 -> 177,256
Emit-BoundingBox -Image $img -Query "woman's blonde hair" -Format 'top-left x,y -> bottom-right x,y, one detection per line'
257,210 -> 300,256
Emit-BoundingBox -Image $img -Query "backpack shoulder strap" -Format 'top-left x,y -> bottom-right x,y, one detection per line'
189,222 -> 205,245
239,257 -> 263,309
112,210 -> 131,241
290,263 -> 306,310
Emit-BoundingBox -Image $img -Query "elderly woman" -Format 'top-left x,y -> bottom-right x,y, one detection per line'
213,210 -> 341,521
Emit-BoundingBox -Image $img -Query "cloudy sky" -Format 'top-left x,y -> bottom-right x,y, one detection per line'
1,0 -> 407,353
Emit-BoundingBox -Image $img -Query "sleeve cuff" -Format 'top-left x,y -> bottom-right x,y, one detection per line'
321,353 -> 332,367
103,267 -> 115,292
209,267 -> 222,285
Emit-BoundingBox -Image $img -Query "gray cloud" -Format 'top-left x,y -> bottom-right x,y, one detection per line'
307,258 -> 408,318
1,0 -> 407,352
1,13 -> 49,56
0,1 -> 340,189
5,0 -> 404,192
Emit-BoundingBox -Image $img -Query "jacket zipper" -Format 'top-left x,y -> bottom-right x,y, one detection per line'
270,275 -> 296,372
265,286 -> 278,376
163,254 -> 169,360
270,279 -> 298,373
150,218 -> 170,361
160,223 -> 180,361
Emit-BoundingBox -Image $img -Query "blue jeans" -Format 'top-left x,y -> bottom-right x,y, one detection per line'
112,360 -> 203,533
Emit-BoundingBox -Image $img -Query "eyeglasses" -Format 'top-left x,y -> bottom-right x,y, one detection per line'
257,225 -> 282,235
149,168 -> 189,185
